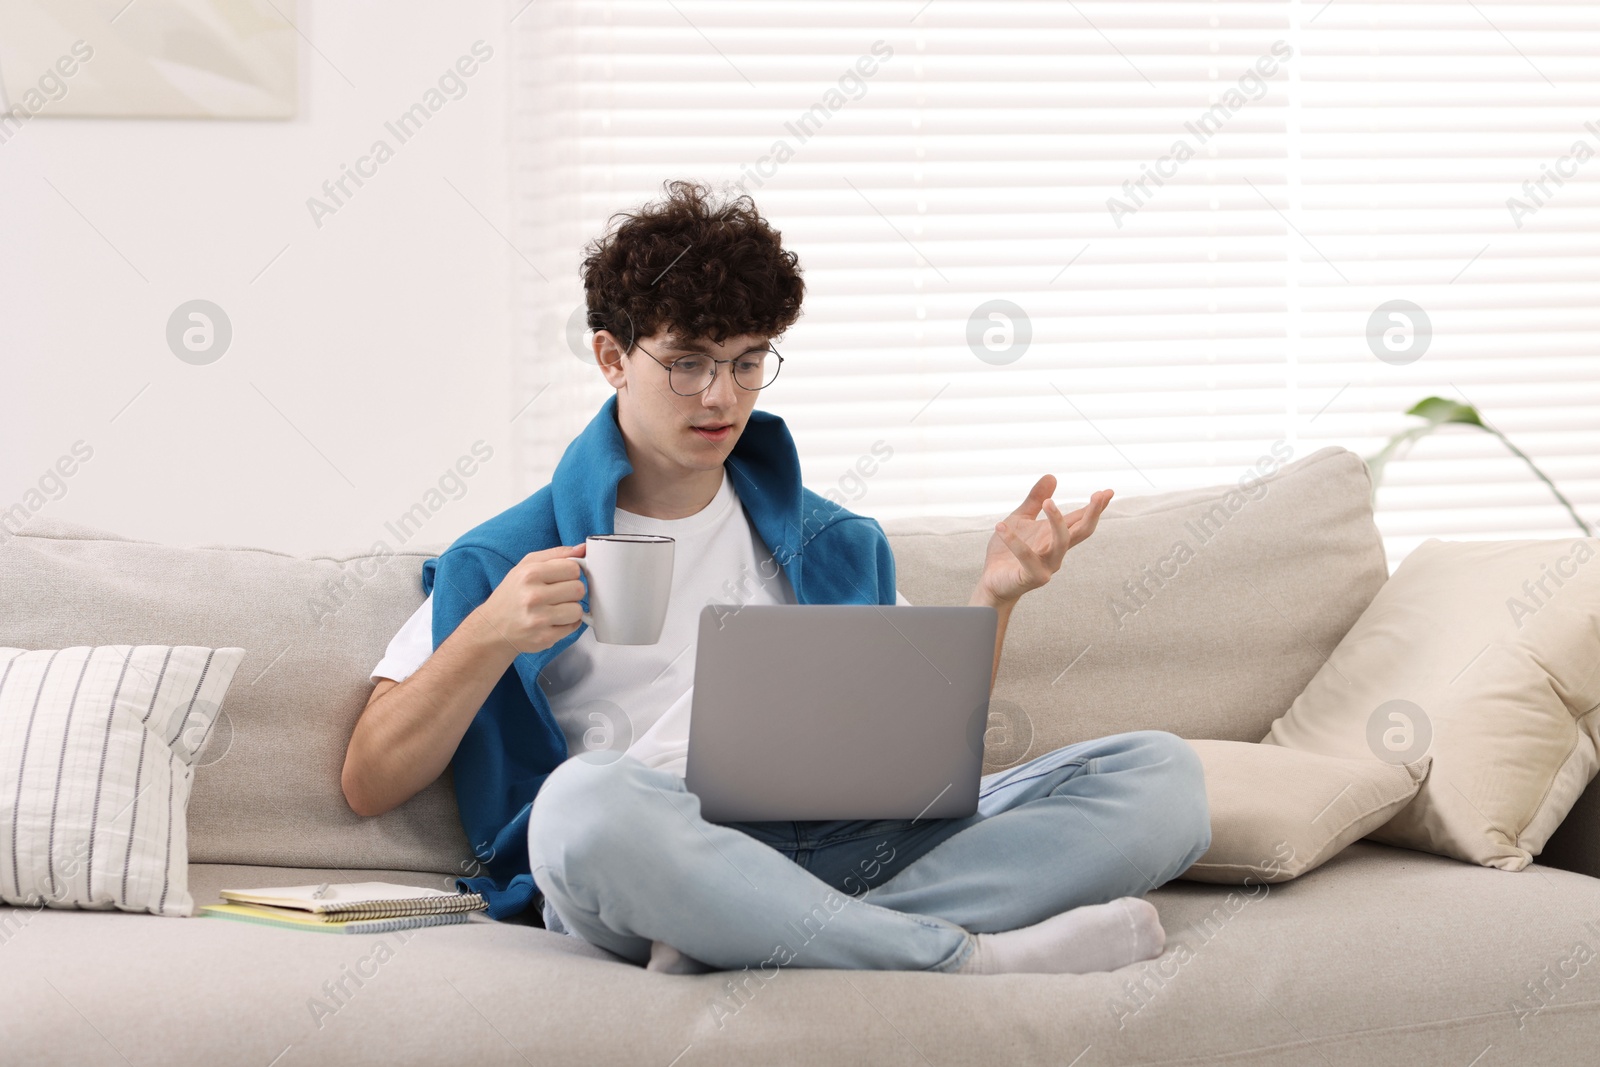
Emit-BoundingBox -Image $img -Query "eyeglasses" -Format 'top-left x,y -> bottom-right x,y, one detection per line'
630,341 -> 784,396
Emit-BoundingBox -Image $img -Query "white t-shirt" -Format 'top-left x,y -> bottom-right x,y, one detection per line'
370,469 -> 909,777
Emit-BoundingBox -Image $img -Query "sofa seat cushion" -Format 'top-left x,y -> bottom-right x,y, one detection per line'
3,850 -> 1597,1064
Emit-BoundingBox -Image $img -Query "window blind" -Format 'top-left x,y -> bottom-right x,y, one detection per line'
1292,1 -> 1600,564
509,1 -> 1599,570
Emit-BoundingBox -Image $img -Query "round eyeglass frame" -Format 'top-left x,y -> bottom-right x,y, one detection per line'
629,340 -> 784,396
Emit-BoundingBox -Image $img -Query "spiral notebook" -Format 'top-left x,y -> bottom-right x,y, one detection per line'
200,903 -> 474,935
215,881 -> 487,920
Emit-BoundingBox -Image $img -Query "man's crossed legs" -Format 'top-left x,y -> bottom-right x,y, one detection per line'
528,729 -> 1210,974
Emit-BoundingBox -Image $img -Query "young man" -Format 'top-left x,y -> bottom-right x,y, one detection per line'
342,180 -> 1210,976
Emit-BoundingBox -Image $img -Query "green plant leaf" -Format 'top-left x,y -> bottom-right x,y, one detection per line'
1405,396 -> 1482,427
1366,395 -> 1592,536
1367,397 -> 1483,496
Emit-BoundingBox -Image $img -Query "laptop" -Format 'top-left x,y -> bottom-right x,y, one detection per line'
684,604 -> 999,823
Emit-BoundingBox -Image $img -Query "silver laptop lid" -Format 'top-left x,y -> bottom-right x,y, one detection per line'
685,604 -> 998,823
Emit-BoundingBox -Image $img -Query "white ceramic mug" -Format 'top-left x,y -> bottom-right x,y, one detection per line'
574,534 -> 675,644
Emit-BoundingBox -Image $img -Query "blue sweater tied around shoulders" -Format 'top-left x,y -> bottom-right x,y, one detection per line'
421,394 -> 898,919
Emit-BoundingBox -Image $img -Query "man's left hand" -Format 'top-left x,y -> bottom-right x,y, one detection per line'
974,475 -> 1113,608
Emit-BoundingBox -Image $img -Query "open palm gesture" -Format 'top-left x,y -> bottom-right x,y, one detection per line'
975,475 -> 1113,606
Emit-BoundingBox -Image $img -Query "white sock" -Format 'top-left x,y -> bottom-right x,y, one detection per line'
645,939 -> 715,975
956,896 -> 1165,975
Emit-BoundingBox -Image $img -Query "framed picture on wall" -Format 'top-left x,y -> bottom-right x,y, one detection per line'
0,0 -> 296,120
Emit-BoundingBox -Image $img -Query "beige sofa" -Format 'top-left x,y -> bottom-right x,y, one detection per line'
4,444 -> 1599,1065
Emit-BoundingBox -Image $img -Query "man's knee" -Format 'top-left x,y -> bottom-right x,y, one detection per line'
1140,729 -> 1203,782
1131,730 -> 1211,856
527,755 -> 664,876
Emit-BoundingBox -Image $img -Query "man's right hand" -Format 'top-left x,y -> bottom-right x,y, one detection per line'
472,543 -> 590,655
344,543 -> 592,817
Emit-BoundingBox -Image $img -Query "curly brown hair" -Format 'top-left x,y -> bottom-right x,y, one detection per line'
581,179 -> 805,350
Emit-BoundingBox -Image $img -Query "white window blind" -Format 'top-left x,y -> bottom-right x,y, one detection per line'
509,1 -> 1599,570
1294,1 -> 1600,564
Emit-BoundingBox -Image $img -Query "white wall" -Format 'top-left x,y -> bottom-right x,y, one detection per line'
0,1 -> 516,556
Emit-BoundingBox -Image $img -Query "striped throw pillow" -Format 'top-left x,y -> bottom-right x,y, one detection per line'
0,645 -> 245,917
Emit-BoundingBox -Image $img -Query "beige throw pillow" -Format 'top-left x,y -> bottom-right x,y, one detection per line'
1261,537 -> 1600,871
1179,740 -> 1429,883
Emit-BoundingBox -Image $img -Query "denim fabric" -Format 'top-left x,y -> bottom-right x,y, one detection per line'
528,730 -> 1210,972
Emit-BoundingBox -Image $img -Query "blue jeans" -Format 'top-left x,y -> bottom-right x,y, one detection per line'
527,729 -> 1210,973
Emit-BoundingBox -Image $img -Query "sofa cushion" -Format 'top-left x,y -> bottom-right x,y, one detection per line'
1,644 -> 246,916
2,846 -> 1597,1063
1178,739 -> 1429,884
883,446 -> 1388,767
0,519 -> 471,876
1262,536 -> 1600,871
